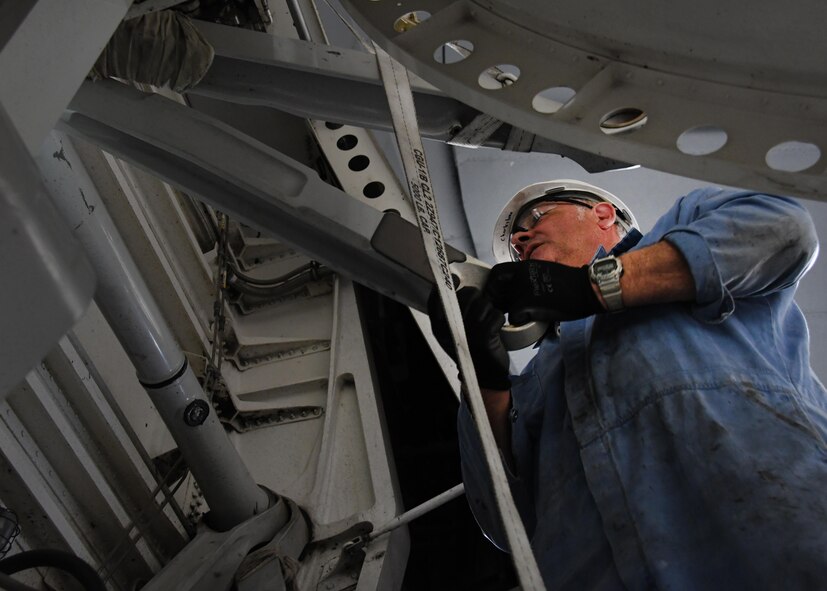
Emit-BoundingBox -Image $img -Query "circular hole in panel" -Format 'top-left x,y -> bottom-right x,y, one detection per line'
384,209 -> 401,216
676,126 -> 728,156
478,64 -> 521,90
336,134 -> 358,150
348,155 -> 370,171
599,107 -> 648,135
433,40 -> 474,64
325,122 -> 343,130
531,86 -> 576,114
765,141 -> 821,172
363,181 -> 385,198
393,10 -> 431,33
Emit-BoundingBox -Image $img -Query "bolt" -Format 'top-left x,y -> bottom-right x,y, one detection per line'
183,400 -> 210,426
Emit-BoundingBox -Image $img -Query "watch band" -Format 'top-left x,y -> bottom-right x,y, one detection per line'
599,275 -> 624,312
590,256 -> 624,312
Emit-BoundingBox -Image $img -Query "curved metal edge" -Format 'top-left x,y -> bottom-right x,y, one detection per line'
340,0 -> 827,202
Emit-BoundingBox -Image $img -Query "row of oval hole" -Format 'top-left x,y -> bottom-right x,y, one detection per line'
391,11 -> 822,173
325,122 -> 386,198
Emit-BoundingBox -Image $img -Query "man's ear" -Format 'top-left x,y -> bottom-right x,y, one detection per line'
593,202 -> 617,230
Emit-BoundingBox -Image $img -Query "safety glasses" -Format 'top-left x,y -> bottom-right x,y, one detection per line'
511,196 -> 596,234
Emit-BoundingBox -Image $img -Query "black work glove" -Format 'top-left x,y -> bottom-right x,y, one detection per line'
428,287 -> 511,391
485,260 -> 603,325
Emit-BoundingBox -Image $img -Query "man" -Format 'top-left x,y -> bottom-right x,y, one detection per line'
430,180 -> 827,589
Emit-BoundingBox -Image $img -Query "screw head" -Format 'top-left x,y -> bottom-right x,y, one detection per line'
184,400 -> 210,426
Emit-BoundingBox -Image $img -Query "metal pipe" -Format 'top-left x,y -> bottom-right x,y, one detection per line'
37,131 -> 270,531
285,0 -> 312,40
284,0 -> 328,43
66,333 -> 194,538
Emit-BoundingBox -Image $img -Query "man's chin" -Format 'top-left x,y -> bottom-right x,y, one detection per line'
530,250 -> 582,266
529,249 -> 554,262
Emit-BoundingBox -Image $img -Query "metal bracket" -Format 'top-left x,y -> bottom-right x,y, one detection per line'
217,404 -> 325,433
299,522 -> 373,590
190,20 -> 471,141
188,21 -> 630,171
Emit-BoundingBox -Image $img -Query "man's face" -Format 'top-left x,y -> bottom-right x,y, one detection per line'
510,201 -> 620,266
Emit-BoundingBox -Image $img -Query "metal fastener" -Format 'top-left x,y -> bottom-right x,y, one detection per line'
183,400 -> 210,426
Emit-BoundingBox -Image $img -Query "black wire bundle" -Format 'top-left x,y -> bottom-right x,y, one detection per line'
0,549 -> 106,591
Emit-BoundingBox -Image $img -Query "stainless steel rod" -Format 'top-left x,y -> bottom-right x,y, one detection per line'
369,483 -> 465,540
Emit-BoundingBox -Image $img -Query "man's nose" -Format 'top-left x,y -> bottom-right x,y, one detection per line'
511,229 -> 531,258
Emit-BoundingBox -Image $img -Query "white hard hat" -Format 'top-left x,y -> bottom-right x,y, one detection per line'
492,179 -> 639,263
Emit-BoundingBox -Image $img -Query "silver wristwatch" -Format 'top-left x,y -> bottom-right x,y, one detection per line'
589,255 -> 624,312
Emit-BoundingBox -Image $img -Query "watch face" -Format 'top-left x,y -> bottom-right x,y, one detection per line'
592,258 -> 619,276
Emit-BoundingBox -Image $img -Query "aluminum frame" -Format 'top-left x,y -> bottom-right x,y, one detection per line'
60,79 -> 435,311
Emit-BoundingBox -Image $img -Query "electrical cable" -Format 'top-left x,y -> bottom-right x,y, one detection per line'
229,260 -> 323,287
0,571 -> 38,591
96,455 -> 188,584
204,210 -> 229,400
206,210 -> 331,292
228,263 -> 333,299
0,509 -> 20,560
99,470 -> 190,586
0,550 -> 105,591
66,334 -> 195,539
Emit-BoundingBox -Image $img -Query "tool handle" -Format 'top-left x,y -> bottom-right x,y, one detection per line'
450,259 -> 548,350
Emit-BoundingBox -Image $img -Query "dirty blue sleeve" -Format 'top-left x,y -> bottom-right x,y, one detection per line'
645,189 -> 819,322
